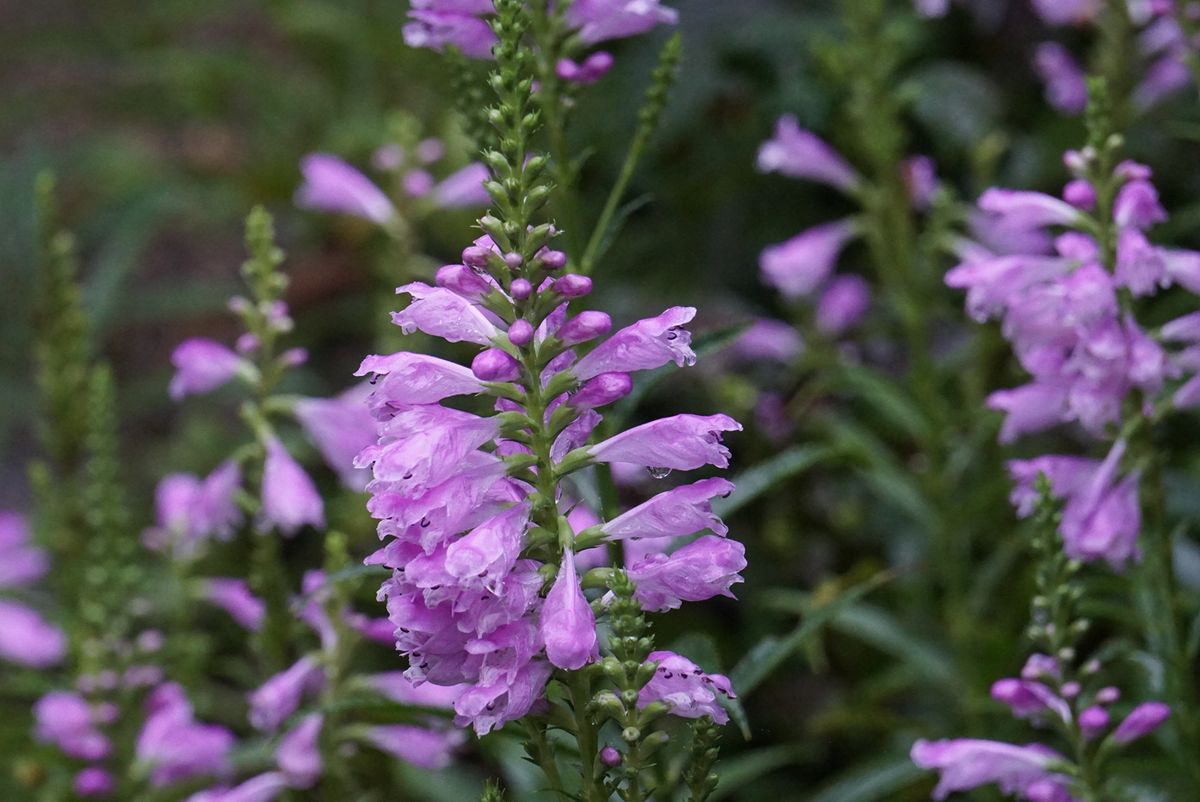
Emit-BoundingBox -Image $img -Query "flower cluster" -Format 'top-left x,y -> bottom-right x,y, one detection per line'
358,248 -> 746,733
402,0 -> 677,82
948,147 -> 1200,567
913,653 -> 1168,801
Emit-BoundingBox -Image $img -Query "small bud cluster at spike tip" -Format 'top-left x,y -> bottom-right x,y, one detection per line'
401,0 -> 676,85
356,145 -> 745,733
948,145 -> 1200,569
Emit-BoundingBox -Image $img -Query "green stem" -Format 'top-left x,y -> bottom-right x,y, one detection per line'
570,671 -> 602,801
524,719 -> 571,801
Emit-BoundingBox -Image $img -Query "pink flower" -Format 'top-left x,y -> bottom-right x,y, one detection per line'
403,7 -> 497,59
249,656 -> 324,731
816,274 -> 871,335
638,651 -> 735,723
0,512 -> 49,587
601,478 -> 733,541
391,283 -> 501,345
276,714 -> 323,788
541,552 -> 599,670
0,600 -> 66,668
261,439 -> 325,537
573,307 -> 697,380
361,725 -> 465,770
202,578 -> 266,631
34,692 -> 111,760
293,387 -> 379,490
169,339 -> 246,401
589,414 -> 742,470
626,536 -> 746,611
430,162 -> 491,208
136,683 -> 234,788
1034,43 -> 1088,115
757,115 -> 860,191
565,0 -> 678,44
1112,701 -> 1170,743
296,154 -> 395,224
144,461 -> 242,557
911,739 -> 1075,801
356,351 -> 483,413
760,221 -> 856,300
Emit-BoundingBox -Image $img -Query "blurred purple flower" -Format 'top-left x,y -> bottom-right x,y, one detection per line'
296,154 -> 396,224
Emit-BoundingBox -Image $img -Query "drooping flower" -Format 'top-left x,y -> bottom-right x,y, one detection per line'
136,683 -> 235,788
248,656 -> 325,732
202,578 -> 266,631
541,551 -> 599,670
360,725 -> 465,770
600,478 -> 733,541
566,0 -> 678,44
169,339 -> 247,401
276,714 -> 323,789
1112,701 -> 1170,743
33,692 -> 111,760
1034,42 -> 1089,115
144,461 -> 242,557
293,387 -> 379,490
757,115 -> 860,192
815,274 -> 871,336
0,512 -> 49,587
296,154 -> 396,224
625,536 -> 746,612
430,162 -> 492,208
588,414 -> 742,471
911,739 -> 1076,801
260,439 -> 325,536
759,221 -> 857,300
0,600 -> 66,668
637,651 -> 735,723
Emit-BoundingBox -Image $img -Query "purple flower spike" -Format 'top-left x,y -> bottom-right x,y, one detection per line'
760,221 -> 856,300
1112,701 -> 1170,743
261,439 -> 325,537
34,692 -> 111,760
541,552 -> 599,670
601,478 -> 734,541
169,338 -> 246,401
573,307 -> 696,381
757,115 -> 860,191
626,536 -> 746,612
296,154 -> 396,224
589,414 -> 742,471
638,651 -> 734,723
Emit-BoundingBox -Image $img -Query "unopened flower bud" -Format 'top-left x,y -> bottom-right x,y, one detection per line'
571,372 -> 632,408
600,746 -> 621,767
504,252 -> 524,270
554,273 -> 591,298
472,349 -> 521,382
1096,686 -> 1120,704
509,319 -> 534,347
1113,702 -> 1170,744
1079,705 -> 1109,739
558,311 -> 612,345
437,264 -> 492,298
511,278 -> 533,300
540,249 -> 567,271
1063,179 -> 1096,210
281,348 -> 308,368
462,246 -> 491,268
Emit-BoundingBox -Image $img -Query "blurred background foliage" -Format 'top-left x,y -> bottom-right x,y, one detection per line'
5,0 -> 1200,799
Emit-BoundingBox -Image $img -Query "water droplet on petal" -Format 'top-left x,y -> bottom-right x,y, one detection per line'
646,466 -> 672,479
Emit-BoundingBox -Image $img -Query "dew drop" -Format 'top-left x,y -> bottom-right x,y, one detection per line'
646,466 -> 672,479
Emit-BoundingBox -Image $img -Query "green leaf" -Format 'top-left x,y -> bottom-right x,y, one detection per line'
710,744 -> 814,801
730,571 -> 895,696
713,445 -> 835,518
828,603 -> 958,687
831,363 -> 931,443
804,753 -> 927,802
